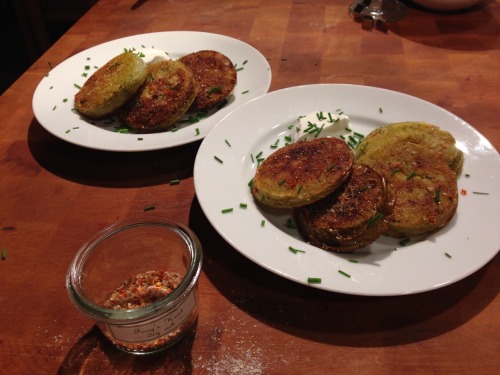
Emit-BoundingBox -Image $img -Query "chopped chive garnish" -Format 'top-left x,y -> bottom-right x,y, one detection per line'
214,156 -> 223,164
236,67 -> 244,71
434,189 -> 441,203
144,205 -> 155,211
261,219 -> 265,227
465,174 -> 470,177
445,252 -> 452,258
169,179 -> 180,185
379,107 -> 383,113
248,178 -> 254,188
326,162 -> 336,172
239,203 -> 247,208
338,270 -> 351,278
207,86 -> 222,95
285,218 -> 296,229
289,246 -> 305,254
297,185 -> 303,194
406,171 -> 416,180
307,277 -> 321,284
195,128 -> 200,136
1,248 -> 6,261
348,259 -> 359,263
472,191 -> 489,195
241,90 -> 249,94
221,208 -> 233,213
278,179 -> 286,186
225,139 -> 231,147
353,131 -> 364,138
242,59 -> 248,65
367,212 -> 383,227
399,238 -> 411,246
74,83 -> 82,89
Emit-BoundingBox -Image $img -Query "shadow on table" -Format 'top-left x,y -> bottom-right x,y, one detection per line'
57,324 -> 197,374
189,197 -> 499,348
27,119 -> 200,188
392,1 -> 500,51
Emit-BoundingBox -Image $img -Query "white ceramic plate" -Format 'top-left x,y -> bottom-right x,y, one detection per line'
194,84 -> 500,296
32,32 -> 271,152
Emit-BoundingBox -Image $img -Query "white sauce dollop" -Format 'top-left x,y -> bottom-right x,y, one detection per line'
136,48 -> 171,65
291,111 -> 351,143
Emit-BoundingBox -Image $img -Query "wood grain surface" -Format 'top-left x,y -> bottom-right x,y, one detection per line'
0,0 -> 499,374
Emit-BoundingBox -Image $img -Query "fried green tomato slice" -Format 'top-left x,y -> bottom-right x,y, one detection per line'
295,163 -> 393,253
357,143 -> 459,238
120,60 -> 196,132
356,121 -> 464,175
179,50 -> 237,111
74,51 -> 147,119
252,137 -> 354,208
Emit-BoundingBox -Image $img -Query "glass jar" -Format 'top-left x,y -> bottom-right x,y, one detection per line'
66,216 -> 202,355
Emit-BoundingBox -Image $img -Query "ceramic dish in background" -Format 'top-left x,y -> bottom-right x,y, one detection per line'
32,31 -> 271,152
194,84 -> 500,296
411,0 -> 484,11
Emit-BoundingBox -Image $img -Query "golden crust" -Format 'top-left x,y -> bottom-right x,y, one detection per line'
252,138 -> 354,208
74,51 -> 147,119
357,143 -> 459,238
356,121 -> 464,175
179,50 -> 237,111
119,60 -> 196,132
295,163 -> 392,253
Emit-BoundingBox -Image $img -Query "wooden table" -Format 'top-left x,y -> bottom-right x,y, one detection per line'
1,0 -> 499,373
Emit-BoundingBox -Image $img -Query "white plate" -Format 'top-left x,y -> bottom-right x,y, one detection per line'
194,84 -> 500,296
32,32 -> 271,152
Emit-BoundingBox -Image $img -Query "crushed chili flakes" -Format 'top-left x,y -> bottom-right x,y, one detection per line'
461,188 -> 467,196
104,270 -> 182,310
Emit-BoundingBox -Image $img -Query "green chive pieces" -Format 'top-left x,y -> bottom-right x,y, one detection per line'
239,203 -> 248,209
214,155 -> 223,164
326,162 -> 336,172
445,252 -> 452,258
289,246 -> 305,254
435,189 -> 441,203
261,219 -> 266,227
225,139 -> 231,147
1,248 -> 6,261
144,205 -> 155,211
221,208 -> 233,213
367,213 -> 383,227
169,179 -> 180,185
399,238 -> 411,246
307,277 -> 321,284
338,270 -> 351,278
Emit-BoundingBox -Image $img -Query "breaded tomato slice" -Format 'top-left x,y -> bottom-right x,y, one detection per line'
75,51 -> 147,119
252,137 -> 354,208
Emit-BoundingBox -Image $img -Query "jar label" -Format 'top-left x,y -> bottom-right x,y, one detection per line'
108,290 -> 196,343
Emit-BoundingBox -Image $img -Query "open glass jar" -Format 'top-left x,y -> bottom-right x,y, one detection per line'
66,217 -> 202,355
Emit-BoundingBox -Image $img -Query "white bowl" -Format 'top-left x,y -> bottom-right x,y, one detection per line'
411,0 -> 484,11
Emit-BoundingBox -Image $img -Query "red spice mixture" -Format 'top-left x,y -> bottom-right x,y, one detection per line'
104,270 -> 182,310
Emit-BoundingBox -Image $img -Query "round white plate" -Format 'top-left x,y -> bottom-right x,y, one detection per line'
194,84 -> 500,296
32,31 -> 271,152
